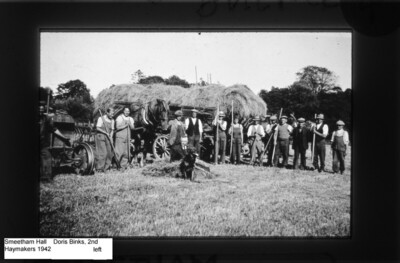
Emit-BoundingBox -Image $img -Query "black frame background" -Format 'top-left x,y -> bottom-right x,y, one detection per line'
0,2 -> 399,262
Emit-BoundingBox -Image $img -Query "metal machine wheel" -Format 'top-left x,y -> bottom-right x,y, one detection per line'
72,142 -> 95,175
152,135 -> 170,160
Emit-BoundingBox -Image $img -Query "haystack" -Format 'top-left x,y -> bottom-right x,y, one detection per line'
94,83 -> 267,118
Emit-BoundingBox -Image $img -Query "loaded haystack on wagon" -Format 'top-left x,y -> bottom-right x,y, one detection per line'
94,83 -> 267,162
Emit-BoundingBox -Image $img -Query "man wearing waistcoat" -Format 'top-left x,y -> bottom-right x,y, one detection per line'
95,107 -> 115,173
312,113 -> 329,172
247,116 -> 265,165
292,117 -> 309,170
169,110 -> 186,162
115,107 -> 134,170
185,109 -> 203,154
273,115 -> 293,168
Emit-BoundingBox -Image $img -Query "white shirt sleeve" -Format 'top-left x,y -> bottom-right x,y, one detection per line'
96,116 -> 103,128
111,119 -> 115,130
185,118 -> 190,130
199,119 -> 203,133
344,131 -> 349,145
323,124 -> 329,136
247,126 -> 253,137
220,121 -> 227,131
287,125 -> 293,133
331,131 -> 336,142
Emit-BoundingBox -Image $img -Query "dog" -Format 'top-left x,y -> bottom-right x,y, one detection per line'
180,146 -> 198,181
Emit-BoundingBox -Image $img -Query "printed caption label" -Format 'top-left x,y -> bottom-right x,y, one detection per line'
4,238 -> 112,260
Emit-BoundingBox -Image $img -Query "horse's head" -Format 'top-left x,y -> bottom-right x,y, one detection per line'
152,99 -> 169,131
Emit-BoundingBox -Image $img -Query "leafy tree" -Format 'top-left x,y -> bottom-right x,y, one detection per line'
54,80 -> 92,104
139,75 -> 165,85
296,66 -> 337,94
165,75 -> 190,88
53,80 -> 94,122
131,69 -> 146,84
259,84 -> 318,119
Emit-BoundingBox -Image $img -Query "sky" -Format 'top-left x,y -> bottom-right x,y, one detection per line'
41,32 -> 351,98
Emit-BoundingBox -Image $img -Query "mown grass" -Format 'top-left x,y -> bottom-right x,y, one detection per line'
40,147 -> 351,237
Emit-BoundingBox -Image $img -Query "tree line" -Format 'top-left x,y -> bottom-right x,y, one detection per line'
259,66 -> 352,140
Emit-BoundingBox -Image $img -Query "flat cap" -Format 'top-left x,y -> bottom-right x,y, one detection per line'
336,120 -> 345,126
253,116 -> 260,121
316,114 -> 324,120
298,117 -> 305,123
191,109 -> 199,113
218,111 -> 225,117
174,110 -> 183,116
270,115 -> 277,120
280,115 -> 288,119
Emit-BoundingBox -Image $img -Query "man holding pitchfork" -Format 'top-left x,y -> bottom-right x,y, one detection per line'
311,113 -> 329,172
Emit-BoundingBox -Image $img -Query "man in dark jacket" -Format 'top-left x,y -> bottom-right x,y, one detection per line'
292,117 -> 309,170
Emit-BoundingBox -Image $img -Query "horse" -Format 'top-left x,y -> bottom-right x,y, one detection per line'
126,99 -> 169,165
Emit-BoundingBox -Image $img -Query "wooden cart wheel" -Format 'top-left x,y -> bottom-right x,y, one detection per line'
153,135 -> 170,160
72,142 -> 95,175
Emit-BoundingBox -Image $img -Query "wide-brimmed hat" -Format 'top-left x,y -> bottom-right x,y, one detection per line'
174,110 -> 183,116
218,111 -> 225,117
316,114 -> 324,120
270,115 -> 277,121
336,120 -> 345,126
280,115 -> 288,119
191,109 -> 199,113
298,117 -> 305,123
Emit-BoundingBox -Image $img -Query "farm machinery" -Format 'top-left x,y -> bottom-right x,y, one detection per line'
47,110 -> 96,175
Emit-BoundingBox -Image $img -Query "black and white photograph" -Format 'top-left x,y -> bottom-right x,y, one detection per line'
39,31 -> 352,237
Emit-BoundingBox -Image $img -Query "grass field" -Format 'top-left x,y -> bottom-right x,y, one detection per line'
40,147 -> 351,237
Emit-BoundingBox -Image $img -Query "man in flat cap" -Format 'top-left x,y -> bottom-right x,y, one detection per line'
292,117 -> 309,170
265,115 -> 278,166
185,109 -> 203,154
247,116 -> 265,165
273,115 -> 293,168
168,110 -> 186,162
212,111 -> 227,164
312,113 -> 329,172
331,120 -> 349,174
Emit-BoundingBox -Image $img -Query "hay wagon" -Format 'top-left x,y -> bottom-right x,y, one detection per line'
48,111 -> 96,175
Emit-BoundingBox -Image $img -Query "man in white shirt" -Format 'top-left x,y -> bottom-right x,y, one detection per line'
185,109 -> 203,154
212,111 -> 227,164
312,113 -> 329,172
273,115 -> 293,168
247,116 -> 265,165
331,120 -> 349,174
115,107 -> 134,170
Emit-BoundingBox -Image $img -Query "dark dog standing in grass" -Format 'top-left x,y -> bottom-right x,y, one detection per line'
180,147 -> 198,181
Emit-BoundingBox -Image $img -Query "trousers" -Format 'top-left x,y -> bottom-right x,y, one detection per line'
188,134 -> 201,153
332,149 -> 345,173
313,140 -> 326,170
95,133 -> 113,171
273,139 -> 289,167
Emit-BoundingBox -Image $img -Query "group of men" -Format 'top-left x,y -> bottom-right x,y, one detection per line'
168,109 -> 350,175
